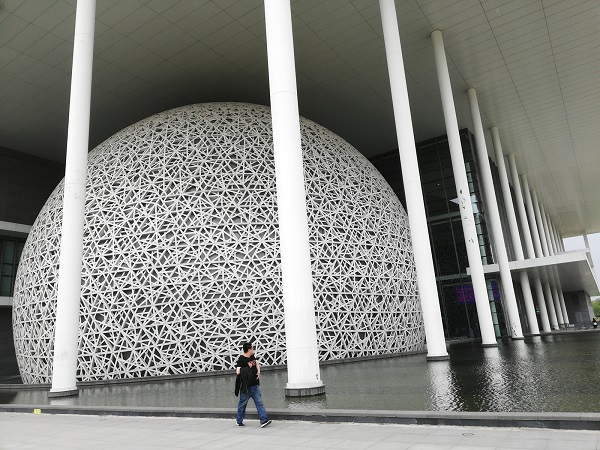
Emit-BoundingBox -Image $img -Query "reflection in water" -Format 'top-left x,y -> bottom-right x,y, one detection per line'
479,346 -> 510,411
3,332 -> 600,412
426,360 -> 462,411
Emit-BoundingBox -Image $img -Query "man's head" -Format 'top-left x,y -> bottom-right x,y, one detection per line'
242,342 -> 254,355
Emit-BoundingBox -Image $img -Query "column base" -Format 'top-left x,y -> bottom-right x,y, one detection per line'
481,342 -> 498,348
48,388 -> 79,398
426,354 -> 450,361
285,385 -> 326,397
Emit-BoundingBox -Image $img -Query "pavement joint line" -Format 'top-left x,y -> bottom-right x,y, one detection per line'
2,405 -> 600,431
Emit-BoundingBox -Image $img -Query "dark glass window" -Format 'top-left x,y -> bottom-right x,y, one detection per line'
0,236 -> 26,297
369,129 -> 509,339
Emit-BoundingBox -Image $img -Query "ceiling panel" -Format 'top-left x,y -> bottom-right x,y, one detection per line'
0,0 -> 598,236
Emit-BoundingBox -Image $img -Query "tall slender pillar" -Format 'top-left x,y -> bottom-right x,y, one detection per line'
543,281 -> 559,329
379,0 -> 448,359
549,220 -> 560,254
550,283 -> 564,327
544,212 -> 569,325
548,219 -> 560,255
558,230 -> 565,252
543,209 -> 557,255
539,204 -> 565,326
507,154 -> 545,334
488,127 -> 535,337
49,0 -> 96,398
554,224 -> 563,253
533,273 -> 551,332
558,290 -> 570,324
264,0 -> 324,396
467,93 -> 523,339
431,30 -> 496,346
532,192 -> 550,257
508,156 -> 535,259
555,224 -> 564,252
522,176 -> 543,257
521,176 -> 553,331
532,202 -> 564,328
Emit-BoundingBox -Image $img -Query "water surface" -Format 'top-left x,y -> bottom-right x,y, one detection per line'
2,332 -> 599,412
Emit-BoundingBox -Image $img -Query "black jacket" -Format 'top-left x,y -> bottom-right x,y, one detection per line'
234,366 -> 255,396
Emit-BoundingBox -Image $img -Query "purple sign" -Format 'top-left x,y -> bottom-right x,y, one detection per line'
456,281 -> 500,304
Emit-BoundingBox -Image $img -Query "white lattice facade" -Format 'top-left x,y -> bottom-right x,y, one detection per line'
13,103 -> 424,384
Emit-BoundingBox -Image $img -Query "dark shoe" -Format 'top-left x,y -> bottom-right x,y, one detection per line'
236,422 -> 245,427
260,419 -> 272,428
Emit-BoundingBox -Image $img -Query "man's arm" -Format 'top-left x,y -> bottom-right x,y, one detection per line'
256,361 -> 260,378
236,367 -> 240,375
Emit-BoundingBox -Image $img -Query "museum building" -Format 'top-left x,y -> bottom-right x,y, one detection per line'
0,0 -> 598,396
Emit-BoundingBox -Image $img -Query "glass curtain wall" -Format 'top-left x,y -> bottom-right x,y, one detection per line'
0,236 -> 26,297
370,129 -> 508,340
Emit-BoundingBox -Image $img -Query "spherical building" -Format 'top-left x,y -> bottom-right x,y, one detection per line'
13,102 -> 424,384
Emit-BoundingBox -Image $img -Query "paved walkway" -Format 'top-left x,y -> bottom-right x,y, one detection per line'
1,412 -> 599,449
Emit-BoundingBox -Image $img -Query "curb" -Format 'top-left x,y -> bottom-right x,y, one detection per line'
2,405 -> 600,431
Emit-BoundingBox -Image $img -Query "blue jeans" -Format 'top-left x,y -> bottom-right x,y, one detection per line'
236,385 -> 268,424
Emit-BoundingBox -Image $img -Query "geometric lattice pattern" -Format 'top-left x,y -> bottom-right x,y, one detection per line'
13,103 -> 424,384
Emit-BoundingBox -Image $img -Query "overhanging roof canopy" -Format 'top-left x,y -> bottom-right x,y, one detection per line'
1,0 -> 599,236
469,250 -> 600,297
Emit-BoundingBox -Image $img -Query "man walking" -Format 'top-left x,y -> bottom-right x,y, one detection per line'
234,342 -> 272,428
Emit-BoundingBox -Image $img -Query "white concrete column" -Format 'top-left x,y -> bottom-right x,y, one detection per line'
539,205 -> 569,326
488,128 -> 537,337
542,209 -> 556,256
549,222 -> 557,252
467,93 -> 524,339
549,220 -> 560,254
506,154 -> 542,335
550,283 -> 564,326
264,0 -> 324,396
538,204 -> 565,326
49,0 -> 96,398
558,230 -> 565,252
555,224 -> 564,252
533,273 -> 551,332
431,30 -> 496,347
508,174 -> 551,333
520,176 -> 552,332
521,176 -> 544,258
556,278 -> 569,324
508,156 -> 535,259
532,191 -> 550,257
543,280 -> 559,329
379,0 -> 448,359
544,212 -> 569,324
554,224 -> 563,253
550,267 -> 569,325
558,290 -> 570,324
546,215 -> 556,255
490,130 -> 520,255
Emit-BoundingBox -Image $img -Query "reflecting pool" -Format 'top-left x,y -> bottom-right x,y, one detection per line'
2,331 -> 600,412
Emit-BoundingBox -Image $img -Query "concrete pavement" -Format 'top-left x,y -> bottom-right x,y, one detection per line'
1,412 -> 600,450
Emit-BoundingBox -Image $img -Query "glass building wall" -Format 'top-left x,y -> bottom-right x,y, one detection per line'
0,236 -> 26,297
370,129 -> 510,340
